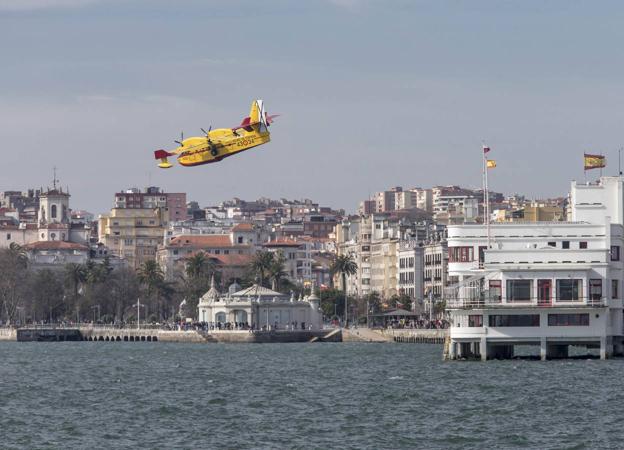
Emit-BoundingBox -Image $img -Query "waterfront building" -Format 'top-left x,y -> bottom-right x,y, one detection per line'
446,176 -> 624,360
197,280 -> 323,330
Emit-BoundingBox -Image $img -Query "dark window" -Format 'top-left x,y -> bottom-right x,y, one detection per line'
589,279 -> 602,301
548,314 -> 589,326
548,242 -> 556,247
6,233 -> 10,240
51,204 -> 57,219
611,246 -> 620,261
579,241 -> 588,249
506,280 -> 532,302
489,280 -> 502,301
449,246 -> 474,263
468,315 -> 483,327
489,314 -> 540,327
562,241 -> 570,249
613,279 -> 619,300
556,279 -> 581,301
237,236 -> 243,244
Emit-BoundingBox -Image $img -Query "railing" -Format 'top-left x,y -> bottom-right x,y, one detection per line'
447,297 -> 608,309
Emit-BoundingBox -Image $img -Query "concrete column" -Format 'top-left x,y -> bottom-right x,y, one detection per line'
600,337 -> 607,360
540,337 -> 547,361
448,341 -> 456,360
480,337 -> 487,361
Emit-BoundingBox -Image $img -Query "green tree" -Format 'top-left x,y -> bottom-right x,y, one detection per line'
248,250 -> 276,287
30,269 -> 65,323
0,243 -> 29,324
268,251 -> 288,291
183,252 -> 218,319
329,253 -> 358,326
64,263 -> 86,321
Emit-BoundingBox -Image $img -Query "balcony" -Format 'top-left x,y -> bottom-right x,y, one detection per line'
446,296 -> 607,309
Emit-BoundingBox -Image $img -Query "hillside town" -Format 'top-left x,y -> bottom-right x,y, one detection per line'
0,175 -> 569,326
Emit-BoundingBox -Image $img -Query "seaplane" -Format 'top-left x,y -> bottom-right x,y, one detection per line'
154,99 -> 277,169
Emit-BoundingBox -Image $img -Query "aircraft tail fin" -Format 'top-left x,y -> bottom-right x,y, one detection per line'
249,99 -> 268,132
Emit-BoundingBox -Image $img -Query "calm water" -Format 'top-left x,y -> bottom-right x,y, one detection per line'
0,342 -> 623,450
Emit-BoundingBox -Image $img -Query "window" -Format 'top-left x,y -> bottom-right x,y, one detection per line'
556,279 -> 581,301
489,280 -> 502,301
548,314 -> 589,326
215,250 -> 220,254
6,233 -> 10,240
562,241 -> 570,249
506,280 -> 532,302
449,246 -> 474,263
589,279 -> 602,301
173,250 -> 178,255
548,242 -> 556,247
124,239 -> 133,245
468,315 -> 483,327
611,245 -> 620,261
489,315 -> 540,327
51,204 -> 57,219
613,279 -> 619,299
579,241 -> 588,249
237,236 -> 243,244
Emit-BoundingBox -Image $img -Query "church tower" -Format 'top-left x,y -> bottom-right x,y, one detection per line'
38,169 -> 71,241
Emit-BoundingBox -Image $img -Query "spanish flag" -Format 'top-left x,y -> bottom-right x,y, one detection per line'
486,160 -> 496,169
584,153 -> 606,170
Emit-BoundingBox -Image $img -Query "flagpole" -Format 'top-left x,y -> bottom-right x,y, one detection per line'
485,154 -> 491,249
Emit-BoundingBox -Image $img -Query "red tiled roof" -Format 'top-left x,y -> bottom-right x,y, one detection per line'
24,241 -> 89,251
232,223 -> 254,231
168,235 -> 233,248
263,238 -> 300,248
210,254 -> 253,266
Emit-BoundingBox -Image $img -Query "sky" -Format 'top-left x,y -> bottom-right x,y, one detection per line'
2,0 -> 624,215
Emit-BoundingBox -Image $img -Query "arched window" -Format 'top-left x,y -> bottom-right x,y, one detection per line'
51,204 -> 57,219
215,312 -> 226,323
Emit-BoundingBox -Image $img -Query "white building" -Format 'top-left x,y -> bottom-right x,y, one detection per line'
397,240 -> 424,300
197,280 -> 323,330
446,176 -> 624,360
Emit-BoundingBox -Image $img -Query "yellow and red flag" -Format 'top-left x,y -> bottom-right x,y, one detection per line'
584,153 -> 606,170
486,160 -> 496,169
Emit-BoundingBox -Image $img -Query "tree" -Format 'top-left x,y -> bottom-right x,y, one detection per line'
30,269 -> 65,323
248,250 -> 276,287
267,251 -> 287,291
183,252 -> 218,319
64,263 -> 86,321
330,253 -> 358,326
0,243 -> 29,324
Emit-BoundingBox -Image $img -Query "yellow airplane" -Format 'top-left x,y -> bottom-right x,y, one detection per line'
154,99 -> 277,169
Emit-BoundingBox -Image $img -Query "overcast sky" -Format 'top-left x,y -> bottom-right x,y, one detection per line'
2,0 -> 624,214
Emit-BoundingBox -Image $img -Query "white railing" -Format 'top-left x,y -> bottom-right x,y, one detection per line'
447,297 -> 607,309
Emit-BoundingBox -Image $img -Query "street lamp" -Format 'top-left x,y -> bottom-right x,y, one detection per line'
136,298 -> 145,330
91,305 -> 101,323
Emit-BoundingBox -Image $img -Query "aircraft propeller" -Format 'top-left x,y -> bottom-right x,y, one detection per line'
201,126 -> 219,157
174,131 -> 184,146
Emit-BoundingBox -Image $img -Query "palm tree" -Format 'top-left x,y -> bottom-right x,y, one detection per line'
268,251 -> 288,292
330,253 -> 358,327
248,250 -> 275,287
185,252 -> 215,279
137,260 -> 165,299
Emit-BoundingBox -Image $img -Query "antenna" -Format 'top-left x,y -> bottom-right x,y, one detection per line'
53,166 -> 58,190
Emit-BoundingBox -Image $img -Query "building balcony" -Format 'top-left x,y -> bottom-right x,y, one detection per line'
446,296 -> 607,310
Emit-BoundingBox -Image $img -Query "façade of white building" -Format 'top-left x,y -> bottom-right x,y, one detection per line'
197,279 -> 323,331
446,176 -> 624,360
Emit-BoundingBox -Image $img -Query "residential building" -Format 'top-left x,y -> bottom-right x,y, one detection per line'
98,207 -> 169,269
263,238 -> 313,285
114,187 -> 187,222
397,240 -> 424,300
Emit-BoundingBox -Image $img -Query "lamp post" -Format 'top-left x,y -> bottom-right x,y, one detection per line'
136,298 -> 145,330
91,305 -> 101,323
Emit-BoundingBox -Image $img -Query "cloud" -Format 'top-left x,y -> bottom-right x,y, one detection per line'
0,0 -> 101,11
